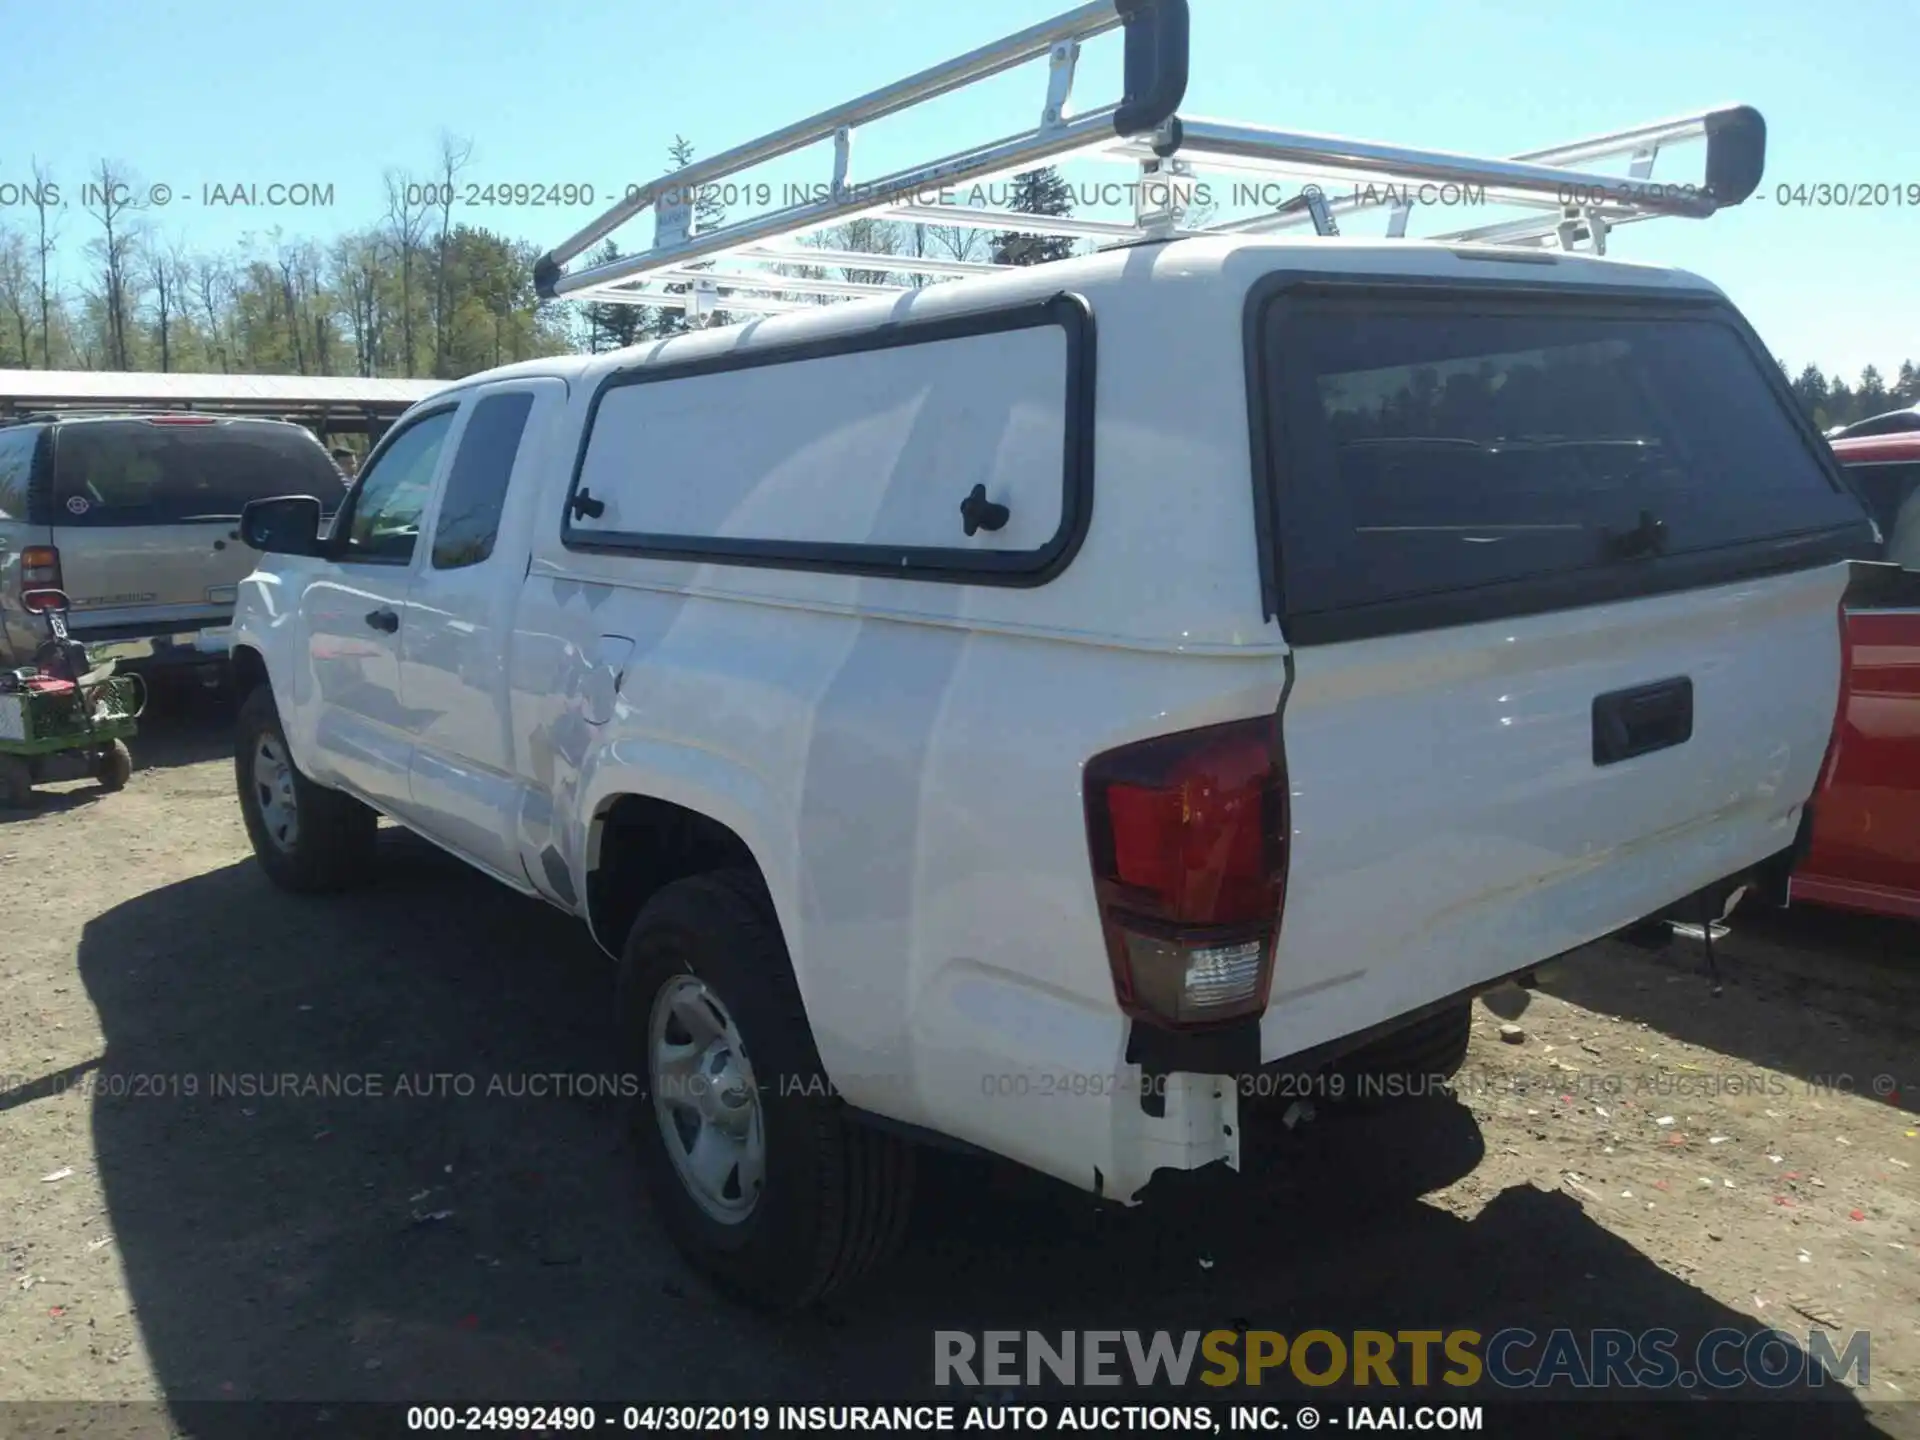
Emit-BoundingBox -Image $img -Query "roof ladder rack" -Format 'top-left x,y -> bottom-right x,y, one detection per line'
536,0 -> 1766,314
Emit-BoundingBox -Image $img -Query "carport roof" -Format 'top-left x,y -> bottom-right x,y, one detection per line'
0,369 -> 444,422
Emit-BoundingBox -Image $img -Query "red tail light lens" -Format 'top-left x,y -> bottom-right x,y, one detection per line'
21,545 -> 62,589
1084,717 -> 1289,1029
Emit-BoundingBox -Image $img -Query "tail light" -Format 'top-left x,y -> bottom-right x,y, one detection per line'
21,545 -> 61,589
1083,716 -> 1289,1029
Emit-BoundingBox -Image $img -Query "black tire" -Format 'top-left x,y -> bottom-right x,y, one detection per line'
618,869 -> 914,1311
0,753 -> 35,809
1317,1002 -> 1473,1112
96,739 -> 133,792
235,685 -> 376,893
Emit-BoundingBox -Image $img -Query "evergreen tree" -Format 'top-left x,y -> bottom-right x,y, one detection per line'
581,241 -> 658,353
1828,372 -> 1855,428
1895,360 -> 1919,406
1791,364 -> 1831,425
992,167 -> 1076,267
651,136 -> 729,337
1856,363 -> 1890,417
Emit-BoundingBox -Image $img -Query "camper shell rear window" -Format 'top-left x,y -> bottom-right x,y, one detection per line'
1250,280 -> 1879,643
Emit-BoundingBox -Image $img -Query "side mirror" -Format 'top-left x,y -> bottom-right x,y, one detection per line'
240,495 -> 323,556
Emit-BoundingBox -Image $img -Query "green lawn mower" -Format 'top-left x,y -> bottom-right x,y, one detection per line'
0,589 -> 144,809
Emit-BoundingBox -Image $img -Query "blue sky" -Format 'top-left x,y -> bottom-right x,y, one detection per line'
2,0 -> 1913,379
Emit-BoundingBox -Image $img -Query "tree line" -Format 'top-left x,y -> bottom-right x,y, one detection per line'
1,142 -> 1912,435
0,142 -> 1079,381
1785,361 -> 1920,433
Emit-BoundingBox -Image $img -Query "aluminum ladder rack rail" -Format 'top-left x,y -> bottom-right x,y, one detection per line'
535,0 -> 1765,314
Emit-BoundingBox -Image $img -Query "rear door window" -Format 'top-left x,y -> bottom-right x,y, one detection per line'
431,391 -> 536,569
1258,291 -> 1875,635
51,418 -> 345,527
1841,460 -> 1920,569
0,427 -> 40,521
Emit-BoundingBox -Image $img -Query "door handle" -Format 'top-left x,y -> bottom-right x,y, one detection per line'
365,608 -> 400,633
1592,676 -> 1692,766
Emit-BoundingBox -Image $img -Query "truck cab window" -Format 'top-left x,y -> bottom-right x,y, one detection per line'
335,409 -> 456,564
432,392 -> 536,570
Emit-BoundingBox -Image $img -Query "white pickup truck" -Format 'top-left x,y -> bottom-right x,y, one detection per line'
227,5 -> 1879,1311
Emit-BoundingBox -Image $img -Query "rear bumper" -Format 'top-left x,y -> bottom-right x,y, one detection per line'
1147,833 -> 1809,1089
1788,872 -> 1920,921
887,831 -> 1807,1207
69,622 -> 234,669
876,964 -> 1241,1207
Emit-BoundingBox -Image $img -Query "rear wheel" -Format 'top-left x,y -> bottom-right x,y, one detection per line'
235,686 -> 376,892
618,870 -> 914,1311
0,753 -> 35,809
1318,1002 -> 1473,1111
95,740 -> 133,792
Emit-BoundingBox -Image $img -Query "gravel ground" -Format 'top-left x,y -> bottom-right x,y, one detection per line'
1,689 -> 1916,1438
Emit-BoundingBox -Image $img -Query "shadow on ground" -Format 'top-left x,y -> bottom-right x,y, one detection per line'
57,838 -> 1894,1437
1534,905 -> 1920,1106
125,675 -> 236,773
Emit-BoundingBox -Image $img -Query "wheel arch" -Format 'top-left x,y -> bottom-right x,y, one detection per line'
230,642 -> 270,698
584,790 -> 778,962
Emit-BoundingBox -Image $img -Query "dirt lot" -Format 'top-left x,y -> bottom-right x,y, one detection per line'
1,689 -> 1917,1436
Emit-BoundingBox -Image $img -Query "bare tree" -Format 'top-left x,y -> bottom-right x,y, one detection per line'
147,239 -> 190,372
29,159 -> 62,367
430,133 -> 474,377
925,224 -> 988,264
271,233 -> 332,374
816,217 -> 903,287
82,159 -> 148,369
330,233 -> 383,376
194,255 -> 236,371
0,230 -> 33,364
382,169 -> 431,376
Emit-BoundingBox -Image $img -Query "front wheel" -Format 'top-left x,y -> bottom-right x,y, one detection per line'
618,870 -> 914,1311
235,686 -> 376,892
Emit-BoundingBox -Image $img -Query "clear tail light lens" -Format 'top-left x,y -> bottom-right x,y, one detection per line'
1083,716 -> 1289,1029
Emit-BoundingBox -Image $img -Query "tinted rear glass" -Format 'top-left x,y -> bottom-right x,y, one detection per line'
1841,459 -> 1920,568
432,391 -> 536,569
0,427 -> 39,521
52,419 -> 345,527
1262,295 -> 1870,621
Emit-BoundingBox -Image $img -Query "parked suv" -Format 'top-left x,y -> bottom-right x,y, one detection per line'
0,413 -> 347,675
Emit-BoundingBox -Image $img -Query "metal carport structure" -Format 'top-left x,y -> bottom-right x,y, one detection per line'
0,370 -> 443,444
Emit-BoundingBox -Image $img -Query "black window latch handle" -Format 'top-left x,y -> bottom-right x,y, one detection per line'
1606,508 -> 1666,559
569,488 -> 606,521
959,483 -> 1010,537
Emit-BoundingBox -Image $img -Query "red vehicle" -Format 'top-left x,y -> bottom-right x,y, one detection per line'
1793,433 -> 1920,918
